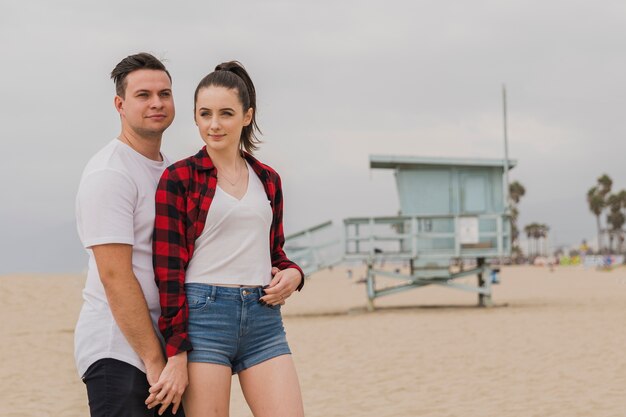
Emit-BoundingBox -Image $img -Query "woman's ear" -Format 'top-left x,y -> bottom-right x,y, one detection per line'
243,107 -> 253,126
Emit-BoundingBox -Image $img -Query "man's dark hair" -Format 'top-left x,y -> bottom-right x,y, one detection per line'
110,53 -> 172,98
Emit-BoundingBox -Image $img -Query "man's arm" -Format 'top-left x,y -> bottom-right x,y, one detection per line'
92,243 -> 165,384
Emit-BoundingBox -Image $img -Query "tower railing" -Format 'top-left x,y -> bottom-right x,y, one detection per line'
343,213 -> 510,261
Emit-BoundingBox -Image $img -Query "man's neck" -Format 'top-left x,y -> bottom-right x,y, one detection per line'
118,129 -> 163,161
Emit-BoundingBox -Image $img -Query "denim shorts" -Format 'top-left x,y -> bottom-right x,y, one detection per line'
185,283 -> 291,374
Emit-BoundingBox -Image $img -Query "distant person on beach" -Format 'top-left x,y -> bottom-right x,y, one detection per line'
74,53 -> 183,416
149,61 -> 305,416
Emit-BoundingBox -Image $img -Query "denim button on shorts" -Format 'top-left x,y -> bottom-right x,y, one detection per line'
185,283 -> 291,374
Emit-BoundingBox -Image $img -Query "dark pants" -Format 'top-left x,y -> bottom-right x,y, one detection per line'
82,358 -> 184,417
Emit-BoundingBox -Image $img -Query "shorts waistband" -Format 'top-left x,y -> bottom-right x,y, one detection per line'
185,283 -> 264,300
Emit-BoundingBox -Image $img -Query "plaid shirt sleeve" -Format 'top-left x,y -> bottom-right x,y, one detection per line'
269,171 -> 305,291
153,166 -> 194,357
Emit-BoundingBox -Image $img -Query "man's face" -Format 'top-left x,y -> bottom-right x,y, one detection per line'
115,69 -> 174,138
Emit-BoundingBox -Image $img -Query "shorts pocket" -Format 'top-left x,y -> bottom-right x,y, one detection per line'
186,293 -> 211,311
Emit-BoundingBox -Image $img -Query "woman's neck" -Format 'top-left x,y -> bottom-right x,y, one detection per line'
208,147 -> 244,170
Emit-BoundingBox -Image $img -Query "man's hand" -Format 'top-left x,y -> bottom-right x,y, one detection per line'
260,267 -> 302,306
145,355 -> 166,388
145,351 -> 188,415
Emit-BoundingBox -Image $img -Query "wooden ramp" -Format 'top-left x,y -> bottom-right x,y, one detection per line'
284,221 -> 343,276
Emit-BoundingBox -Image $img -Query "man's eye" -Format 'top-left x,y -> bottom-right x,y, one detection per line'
160,92 -> 171,97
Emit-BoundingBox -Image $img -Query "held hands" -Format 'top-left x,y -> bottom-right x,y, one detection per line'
260,267 -> 302,306
145,351 -> 188,415
145,355 -> 166,389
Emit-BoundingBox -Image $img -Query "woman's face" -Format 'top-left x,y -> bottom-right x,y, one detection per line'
194,85 -> 253,154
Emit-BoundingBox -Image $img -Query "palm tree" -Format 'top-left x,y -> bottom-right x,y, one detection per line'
606,191 -> 626,253
597,174 -> 613,197
538,224 -> 550,255
531,223 -> 542,256
619,190 -> 626,253
587,174 -> 613,253
509,181 -> 526,259
509,181 -> 526,204
524,223 -> 534,257
524,222 -> 550,257
606,210 -> 624,253
606,194 -> 619,252
510,206 -> 519,241
587,186 -> 605,252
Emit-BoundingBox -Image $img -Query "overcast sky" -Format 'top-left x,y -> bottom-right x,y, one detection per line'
2,0 -> 626,274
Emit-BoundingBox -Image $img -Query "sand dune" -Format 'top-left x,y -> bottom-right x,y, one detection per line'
2,266 -> 625,416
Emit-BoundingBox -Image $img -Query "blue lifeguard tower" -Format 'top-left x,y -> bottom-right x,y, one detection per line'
284,154 -> 516,310
342,155 -> 516,309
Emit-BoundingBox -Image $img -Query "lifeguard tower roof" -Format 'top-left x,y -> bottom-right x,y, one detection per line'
367,153 -> 517,218
370,155 -> 517,170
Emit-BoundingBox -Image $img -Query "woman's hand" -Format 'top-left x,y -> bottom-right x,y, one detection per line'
260,267 -> 303,306
145,351 -> 188,415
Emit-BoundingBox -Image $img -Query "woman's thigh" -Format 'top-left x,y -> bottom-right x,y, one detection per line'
238,354 -> 304,417
184,363 -> 232,417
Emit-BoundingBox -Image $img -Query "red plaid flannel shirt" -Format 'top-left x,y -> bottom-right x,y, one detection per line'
153,147 -> 304,357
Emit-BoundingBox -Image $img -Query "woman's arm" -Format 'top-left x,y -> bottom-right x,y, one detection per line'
153,167 -> 194,357
261,171 -> 305,305
270,172 -> 304,287
149,167 -> 193,413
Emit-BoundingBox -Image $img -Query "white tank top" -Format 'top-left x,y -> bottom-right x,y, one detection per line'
185,162 -> 273,286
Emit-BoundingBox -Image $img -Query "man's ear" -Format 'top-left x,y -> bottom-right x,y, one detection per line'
114,95 -> 124,116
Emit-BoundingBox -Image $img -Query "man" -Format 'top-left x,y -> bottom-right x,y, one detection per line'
75,52 -> 185,416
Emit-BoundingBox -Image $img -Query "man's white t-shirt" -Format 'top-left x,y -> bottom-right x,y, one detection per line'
74,139 -> 169,377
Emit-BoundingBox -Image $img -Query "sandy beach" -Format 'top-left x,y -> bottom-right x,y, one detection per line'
2,265 -> 625,417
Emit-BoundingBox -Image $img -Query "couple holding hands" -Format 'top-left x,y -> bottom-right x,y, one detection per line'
75,53 -> 305,417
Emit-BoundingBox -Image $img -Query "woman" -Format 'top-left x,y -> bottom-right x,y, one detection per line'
148,61 -> 305,417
